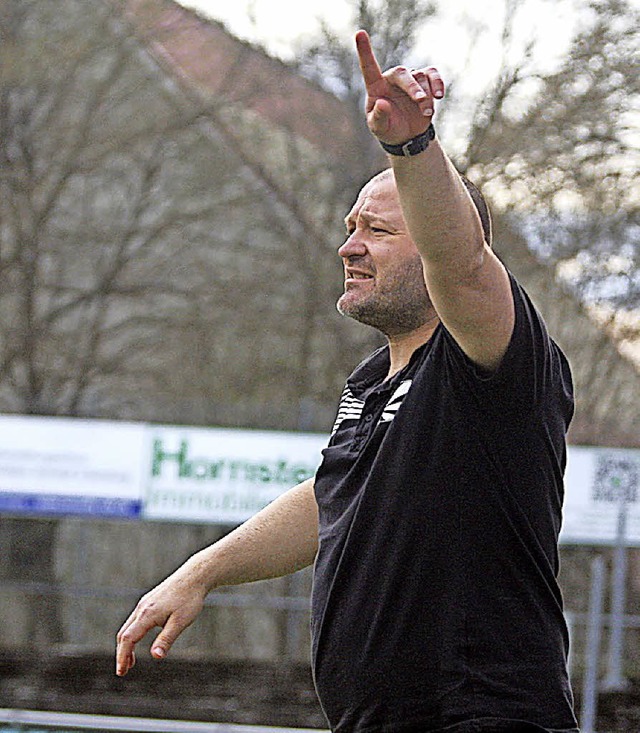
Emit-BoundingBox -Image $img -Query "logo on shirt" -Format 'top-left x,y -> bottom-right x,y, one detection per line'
331,379 -> 413,435
331,386 -> 365,436
379,380 -> 412,423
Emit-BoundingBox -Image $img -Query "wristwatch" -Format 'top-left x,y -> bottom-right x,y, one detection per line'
379,124 -> 435,157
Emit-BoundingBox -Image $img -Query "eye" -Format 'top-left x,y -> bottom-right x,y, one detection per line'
371,226 -> 390,234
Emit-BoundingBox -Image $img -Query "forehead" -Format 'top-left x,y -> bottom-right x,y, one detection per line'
346,173 -> 402,223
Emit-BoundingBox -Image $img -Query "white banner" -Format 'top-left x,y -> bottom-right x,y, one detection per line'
0,414 -> 638,540
0,414 -> 145,518
561,446 -> 640,545
144,425 -> 326,524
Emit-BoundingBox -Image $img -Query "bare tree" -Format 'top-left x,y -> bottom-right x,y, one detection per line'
0,0 -> 203,417
2,0 -> 636,429
458,0 -> 639,351
0,0 -> 363,429
296,0 -> 436,187
294,0 -> 638,362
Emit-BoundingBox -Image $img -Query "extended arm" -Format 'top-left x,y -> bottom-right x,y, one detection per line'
356,31 -> 514,371
116,477 -> 318,676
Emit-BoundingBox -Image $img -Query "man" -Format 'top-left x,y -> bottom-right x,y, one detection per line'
116,31 -> 579,733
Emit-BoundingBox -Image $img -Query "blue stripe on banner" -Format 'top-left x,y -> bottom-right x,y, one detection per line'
0,492 -> 142,518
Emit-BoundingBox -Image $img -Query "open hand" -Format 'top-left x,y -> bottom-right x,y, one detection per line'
355,30 -> 445,145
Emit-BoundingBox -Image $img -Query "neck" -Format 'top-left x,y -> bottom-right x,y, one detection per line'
386,316 -> 440,379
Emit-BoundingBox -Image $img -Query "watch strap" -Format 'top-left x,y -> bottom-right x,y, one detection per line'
379,124 -> 436,157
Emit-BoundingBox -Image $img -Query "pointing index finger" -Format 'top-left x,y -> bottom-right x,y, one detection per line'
355,30 -> 383,88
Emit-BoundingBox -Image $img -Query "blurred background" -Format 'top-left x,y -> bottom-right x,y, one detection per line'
0,0 -> 638,731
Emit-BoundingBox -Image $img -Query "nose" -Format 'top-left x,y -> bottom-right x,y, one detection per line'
338,230 -> 367,259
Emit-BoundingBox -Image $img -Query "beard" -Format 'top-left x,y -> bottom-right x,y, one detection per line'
337,254 -> 434,337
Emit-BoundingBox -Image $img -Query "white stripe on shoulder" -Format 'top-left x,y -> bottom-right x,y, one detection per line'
331,386 -> 365,436
380,379 -> 413,423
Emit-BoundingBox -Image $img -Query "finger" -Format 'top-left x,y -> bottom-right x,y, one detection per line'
411,70 -> 435,117
116,649 -> 136,677
355,30 -> 384,88
115,634 -> 136,676
115,611 -> 158,676
150,615 -> 186,660
386,66 -> 433,117
370,98 -> 394,135
386,66 -> 429,101
116,621 -> 144,676
413,66 -> 445,99
115,612 -> 138,676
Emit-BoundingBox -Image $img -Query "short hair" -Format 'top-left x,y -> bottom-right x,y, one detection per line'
460,175 -> 492,247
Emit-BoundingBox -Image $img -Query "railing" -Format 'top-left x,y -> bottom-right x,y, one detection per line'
3,556 -> 640,733
0,709 -> 323,733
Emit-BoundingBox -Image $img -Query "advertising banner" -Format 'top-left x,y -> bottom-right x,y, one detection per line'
0,414 -> 146,518
1,413 -> 638,540
143,425 -> 326,524
561,446 -> 640,545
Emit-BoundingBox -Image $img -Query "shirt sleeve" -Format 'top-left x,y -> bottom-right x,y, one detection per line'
439,271 -> 574,417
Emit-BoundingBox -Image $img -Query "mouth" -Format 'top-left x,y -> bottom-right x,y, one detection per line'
345,268 -> 374,286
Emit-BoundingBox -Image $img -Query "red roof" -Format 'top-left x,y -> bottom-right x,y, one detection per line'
124,0 -> 358,160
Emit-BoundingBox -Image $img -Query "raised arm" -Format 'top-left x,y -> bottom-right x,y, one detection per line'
116,477 -> 318,676
355,31 -> 514,371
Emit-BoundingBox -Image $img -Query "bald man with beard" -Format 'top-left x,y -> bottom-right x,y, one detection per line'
117,31 -> 579,733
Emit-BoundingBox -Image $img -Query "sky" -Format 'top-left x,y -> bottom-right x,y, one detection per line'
175,0 -> 640,362
175,0 -> 589,160
176,0 -> 584,84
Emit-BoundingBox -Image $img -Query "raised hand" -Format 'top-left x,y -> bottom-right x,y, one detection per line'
355,30 -> 445,146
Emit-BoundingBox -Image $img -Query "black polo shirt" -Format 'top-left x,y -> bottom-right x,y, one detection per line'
311,273 -> 578,733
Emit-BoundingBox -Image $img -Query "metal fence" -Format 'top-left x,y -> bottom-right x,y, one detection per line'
2,510 -> 640,733
0,709 -> 323,733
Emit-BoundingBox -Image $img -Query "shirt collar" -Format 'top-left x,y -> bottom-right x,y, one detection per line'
347,333 -> 437,398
